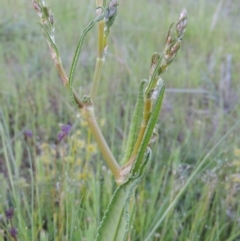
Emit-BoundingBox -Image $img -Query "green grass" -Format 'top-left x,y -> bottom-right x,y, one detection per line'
1,0 -> 240,240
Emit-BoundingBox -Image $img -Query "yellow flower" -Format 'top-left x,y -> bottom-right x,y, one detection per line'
86,143 -> 97,154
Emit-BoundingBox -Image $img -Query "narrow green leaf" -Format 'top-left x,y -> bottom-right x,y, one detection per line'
132,81 -> 165,175
121,80 -> 146,164
68,8 -> 105,104
96,149 -> 151,241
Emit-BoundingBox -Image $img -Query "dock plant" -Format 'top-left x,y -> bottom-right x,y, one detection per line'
32,0 -> 187,240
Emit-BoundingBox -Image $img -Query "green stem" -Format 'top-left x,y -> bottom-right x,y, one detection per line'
91,1 -> 106,102
90,57 -> 105,102
97,20 -> 105,57
48,44 -> 83,108
81,106 -> 120,179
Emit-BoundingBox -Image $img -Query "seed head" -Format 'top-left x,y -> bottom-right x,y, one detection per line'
57,124 -> 71,143
33,1 -> 41,12
24,130 -> 33,138
176,9 -> 188,39
9,227 -> 18,239
5,207 -> 14,220
61,124 -> 71,134
104,0 -> 118,34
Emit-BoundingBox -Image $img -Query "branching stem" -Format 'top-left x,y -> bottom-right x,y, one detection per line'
91,57 -> 105,102
81,106 -> 120,178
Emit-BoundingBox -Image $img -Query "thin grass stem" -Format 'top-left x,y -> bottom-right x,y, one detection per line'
144,119 -> 240,241
90,57 -> 105,102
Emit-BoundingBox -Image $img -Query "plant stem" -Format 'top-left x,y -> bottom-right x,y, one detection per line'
81,106 -> 120,179
97,20 -> 105,57
91,1 -> 106,102
90,57 -> 105,102
47,17 -> 119,178
48,44 -> 83,108
95,0 -> 103,7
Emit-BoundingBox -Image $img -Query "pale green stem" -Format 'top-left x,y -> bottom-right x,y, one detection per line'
81,106 -> 120,179
91,1 -> 105,102
90,58 -> 105,102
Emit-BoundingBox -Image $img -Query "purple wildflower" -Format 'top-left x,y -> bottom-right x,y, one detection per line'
5,207 -> 14,220
24,130 -> 33,138
9,227 -> 18,239
61,124 -> 71,134
57,124 -> 71,143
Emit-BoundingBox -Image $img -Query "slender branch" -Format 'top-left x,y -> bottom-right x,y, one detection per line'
48,45 -> 83,108
90,58 -> 105,102
91,2 -> 105,102
81,106 -> 120,178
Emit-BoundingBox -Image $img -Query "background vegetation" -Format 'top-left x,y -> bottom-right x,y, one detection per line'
0,0 -> 240,240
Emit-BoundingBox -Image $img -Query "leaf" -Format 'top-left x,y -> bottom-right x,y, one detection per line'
95,148 -> 152,241
121,80 -> 146,164
132,81 -> 165,175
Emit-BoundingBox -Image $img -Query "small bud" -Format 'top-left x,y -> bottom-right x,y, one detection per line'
33,1 -> 41,12
170,41 -> 181,55
176,9 -> 188,39
109,0 -> 118,9
149,53 -> 160,78
105,0 -> 118,24
151,53 -> 160,66
164,23 -> 175,54
49,14 -> 54,25
166,35 -> 172,45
